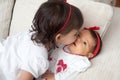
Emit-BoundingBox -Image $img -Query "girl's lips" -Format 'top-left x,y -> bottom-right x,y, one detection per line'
73,42 -> 76,46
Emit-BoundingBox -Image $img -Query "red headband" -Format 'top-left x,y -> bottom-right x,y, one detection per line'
63,0 -> 67,2
93,32 -> 101,57
57,1 -> 72,33
84,26 -> 101,58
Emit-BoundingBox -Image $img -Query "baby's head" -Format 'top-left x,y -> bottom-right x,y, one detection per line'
69,29 -> 102,59
31,0 -> 83,50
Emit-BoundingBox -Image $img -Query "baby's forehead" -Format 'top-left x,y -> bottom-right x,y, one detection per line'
79,30 -> 96,44
79,30 -> 90,35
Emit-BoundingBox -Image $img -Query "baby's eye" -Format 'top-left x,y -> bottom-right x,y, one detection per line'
83,41 -> 87,45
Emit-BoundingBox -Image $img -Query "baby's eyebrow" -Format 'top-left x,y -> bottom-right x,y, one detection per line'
86,40 -> 89,45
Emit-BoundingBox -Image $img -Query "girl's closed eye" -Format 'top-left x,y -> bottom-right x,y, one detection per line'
74,32 -> 79,38
77,33 -> 81,38
77,34 -> 80,38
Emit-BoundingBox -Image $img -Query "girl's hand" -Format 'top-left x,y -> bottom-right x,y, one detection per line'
18,70 -> 34,80
42,71 -> 55,80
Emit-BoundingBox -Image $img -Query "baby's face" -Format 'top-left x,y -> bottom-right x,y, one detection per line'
68,30 -> 96,56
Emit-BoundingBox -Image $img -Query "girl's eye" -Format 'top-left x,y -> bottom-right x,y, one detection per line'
75,33 -> 80,38
74,33 -> 79,37
77,34 -> 80,38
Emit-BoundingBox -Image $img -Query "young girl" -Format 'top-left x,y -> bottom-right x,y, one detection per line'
0,0 -> 83,80
40,27 -> 102,80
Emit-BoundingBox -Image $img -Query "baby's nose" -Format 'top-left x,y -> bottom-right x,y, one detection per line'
76,38 -> 82,43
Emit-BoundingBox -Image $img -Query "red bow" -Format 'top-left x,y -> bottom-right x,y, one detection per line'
84,26 -> 100,30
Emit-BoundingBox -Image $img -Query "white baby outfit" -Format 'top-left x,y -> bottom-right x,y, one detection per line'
0,31 -> 49,80
48,45 -> 91,80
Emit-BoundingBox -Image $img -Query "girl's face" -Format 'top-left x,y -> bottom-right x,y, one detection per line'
68,30 -> 96,57
55,29 -> 79,45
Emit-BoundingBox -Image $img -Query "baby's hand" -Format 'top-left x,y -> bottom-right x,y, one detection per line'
41,71 -> 55,80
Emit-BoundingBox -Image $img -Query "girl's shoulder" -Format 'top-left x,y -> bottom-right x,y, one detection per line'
7,30 -> 34,45
4,30 -> 30,42
17,30 -> 48,56
5,30 -> 48,58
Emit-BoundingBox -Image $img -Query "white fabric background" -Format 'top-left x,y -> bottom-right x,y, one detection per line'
68,0 -> 113,38
75,7 -> 120,80
3,0 -> 120,80
0,0 -> 15,38
9,0 -> 113,39
9,0 -> 47,35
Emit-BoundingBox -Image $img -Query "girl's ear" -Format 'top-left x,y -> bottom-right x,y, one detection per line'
88,53 -> 94,58
55,33 -> 62,43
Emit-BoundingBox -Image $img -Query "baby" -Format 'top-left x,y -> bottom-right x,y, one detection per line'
40,28 -> 102,80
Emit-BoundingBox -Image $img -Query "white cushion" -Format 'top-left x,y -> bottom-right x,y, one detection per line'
10,0 -> 113,38
9,0 -> 120,80
0,0 -> 15,38
10,0 -> 47,35
68,0 -> 113,38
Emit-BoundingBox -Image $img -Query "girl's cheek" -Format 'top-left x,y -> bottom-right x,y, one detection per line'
65,39 -> 74,45
70,38 -> 76,44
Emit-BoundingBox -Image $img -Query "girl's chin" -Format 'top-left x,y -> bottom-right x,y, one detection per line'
68,45 -> 75,53
69,43 -> 76,47
68,44 -> 75,49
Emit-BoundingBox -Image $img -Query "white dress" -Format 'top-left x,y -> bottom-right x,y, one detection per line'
0,31 -> 49,80
48,45 -> 91,80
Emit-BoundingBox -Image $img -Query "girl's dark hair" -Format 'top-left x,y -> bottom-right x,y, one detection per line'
89,30 -> 102,58
31,1 -> 83,51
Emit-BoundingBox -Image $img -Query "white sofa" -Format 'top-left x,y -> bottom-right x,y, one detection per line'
0,0 -> 120,80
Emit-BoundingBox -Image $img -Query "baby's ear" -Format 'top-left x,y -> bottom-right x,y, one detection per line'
88,53 -> 94,58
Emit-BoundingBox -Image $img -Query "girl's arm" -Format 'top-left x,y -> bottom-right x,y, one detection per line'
18,70 -> 34,80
